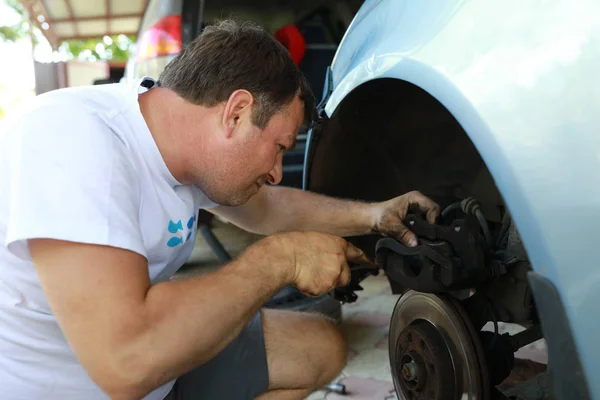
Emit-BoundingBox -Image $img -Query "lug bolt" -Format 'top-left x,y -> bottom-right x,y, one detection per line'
402,360 -> 418,382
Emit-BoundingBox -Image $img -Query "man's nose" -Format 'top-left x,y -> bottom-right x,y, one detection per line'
267,160 -> 283,185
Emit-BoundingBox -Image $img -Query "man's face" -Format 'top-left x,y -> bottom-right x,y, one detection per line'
193,95 -> 305,206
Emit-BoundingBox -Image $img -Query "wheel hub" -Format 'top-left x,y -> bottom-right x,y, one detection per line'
395,321 -> 455,399
389,290 -> 490,400
400,358 -> 418,383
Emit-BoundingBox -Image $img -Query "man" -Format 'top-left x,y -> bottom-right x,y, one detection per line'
0,21 -> 439,400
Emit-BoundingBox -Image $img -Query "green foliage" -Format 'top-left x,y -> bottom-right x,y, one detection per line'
5,0 -> 25,16
0,25 -> 20,42
0,0 -> 38,45
1,0 -> 133,61
0,0 -> 25,41
61,34 -> 135,62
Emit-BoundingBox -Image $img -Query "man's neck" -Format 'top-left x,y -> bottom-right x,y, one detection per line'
138,88 -> 190,183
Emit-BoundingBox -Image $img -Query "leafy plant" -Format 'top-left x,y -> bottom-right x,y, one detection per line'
0,25 -> 20,42
1,0 -> 133,61
0,0 -> 38,45
61,35 -> 135,62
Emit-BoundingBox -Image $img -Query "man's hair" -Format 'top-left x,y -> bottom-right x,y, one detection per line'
159,20 -> 316,129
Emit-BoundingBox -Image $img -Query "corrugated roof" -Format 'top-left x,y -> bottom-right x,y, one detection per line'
20,0 -> 146,49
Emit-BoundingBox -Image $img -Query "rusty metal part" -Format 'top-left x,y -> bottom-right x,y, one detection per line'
394,321 -> 455,399
389,291 -> 490,400
501,366 -> 550,400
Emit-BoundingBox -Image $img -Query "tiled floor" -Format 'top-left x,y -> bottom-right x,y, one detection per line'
306,273 -> 398,400
183,220 -> 548,400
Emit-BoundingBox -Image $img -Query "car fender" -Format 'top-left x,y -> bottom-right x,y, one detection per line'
306,0 -> 600,392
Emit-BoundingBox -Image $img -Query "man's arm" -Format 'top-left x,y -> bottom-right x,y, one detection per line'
29,232 -> 364,400
210,186 -> 440,246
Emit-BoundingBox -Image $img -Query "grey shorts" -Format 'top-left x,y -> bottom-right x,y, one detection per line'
164,312 -> 269,400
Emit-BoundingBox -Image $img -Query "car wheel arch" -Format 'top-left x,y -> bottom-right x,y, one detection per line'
305,77 -> 504,247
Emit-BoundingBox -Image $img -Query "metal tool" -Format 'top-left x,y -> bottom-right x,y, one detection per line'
329,263 -> 379,303
324,382 -> 347,394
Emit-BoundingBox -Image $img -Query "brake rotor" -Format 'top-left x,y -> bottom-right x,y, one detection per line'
389,290 -> 490,400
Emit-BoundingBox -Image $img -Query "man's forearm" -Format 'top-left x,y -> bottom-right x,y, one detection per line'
264,187 -> 377,236
121,239 -> 288,399
217,186 -> 379,237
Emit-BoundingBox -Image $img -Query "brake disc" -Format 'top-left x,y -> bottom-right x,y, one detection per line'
389,290 -> 490,400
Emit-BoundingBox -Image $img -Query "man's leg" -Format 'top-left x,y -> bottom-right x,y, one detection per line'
256,308 -> 347,400
166,308 -> 346,400
167,312 -> 270,400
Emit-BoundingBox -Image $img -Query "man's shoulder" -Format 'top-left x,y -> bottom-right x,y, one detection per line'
33,83 -> 135,119
0,86 -> 139,172
2,84 -> 138,150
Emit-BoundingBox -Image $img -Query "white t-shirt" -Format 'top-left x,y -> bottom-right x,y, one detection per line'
0,78 -> 217,400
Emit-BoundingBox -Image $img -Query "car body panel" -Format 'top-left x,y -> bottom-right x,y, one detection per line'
312,0 -> 600,394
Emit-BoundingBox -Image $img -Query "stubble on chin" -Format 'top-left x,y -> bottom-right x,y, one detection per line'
202,184 -> 257,207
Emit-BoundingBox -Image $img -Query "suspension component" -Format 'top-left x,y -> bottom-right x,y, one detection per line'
480,324 -> 544,386
507,325 -> 544,351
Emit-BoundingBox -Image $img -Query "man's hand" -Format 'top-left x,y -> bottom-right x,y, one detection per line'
267,232 -> 371,297
372,191 -> 440,247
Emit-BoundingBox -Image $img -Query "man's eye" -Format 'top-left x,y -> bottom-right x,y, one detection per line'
278,144 -> 286,152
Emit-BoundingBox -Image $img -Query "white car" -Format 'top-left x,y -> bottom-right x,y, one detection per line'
303,1 -> 600,399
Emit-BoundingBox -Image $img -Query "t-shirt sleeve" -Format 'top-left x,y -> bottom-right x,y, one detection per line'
4,104 -> 146,261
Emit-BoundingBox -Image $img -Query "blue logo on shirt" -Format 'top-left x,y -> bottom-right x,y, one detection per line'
168,219 -> 184,234
167,215 -> 196,247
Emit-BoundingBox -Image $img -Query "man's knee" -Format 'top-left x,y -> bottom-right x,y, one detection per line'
306,313 -> 347,385
324,318 -> 347,381
262,309 -> 347,392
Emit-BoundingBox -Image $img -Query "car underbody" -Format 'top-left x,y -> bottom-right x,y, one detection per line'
305,78 -> 571,399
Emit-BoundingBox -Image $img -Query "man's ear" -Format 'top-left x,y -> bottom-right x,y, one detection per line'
222,89 -> 254,137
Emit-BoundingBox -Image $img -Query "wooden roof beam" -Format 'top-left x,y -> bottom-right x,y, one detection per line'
62,0 -> 77,36
59,31 -> 137,41
21,0 -> 60,49
105,0 -> 111,34
49,13 -> 142,24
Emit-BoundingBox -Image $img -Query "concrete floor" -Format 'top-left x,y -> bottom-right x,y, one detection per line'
306,273 -> 398,400
181,220 -> 548,400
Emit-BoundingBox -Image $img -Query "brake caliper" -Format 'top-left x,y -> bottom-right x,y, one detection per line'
375,214 -> 489,293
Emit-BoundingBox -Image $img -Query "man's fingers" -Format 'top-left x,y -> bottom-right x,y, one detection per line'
408,191 -> 441,223
426,208 -> 440,224
344,241 -> 371,264
337,262 -> 351,287
300,290 -> 321,298
395,223 -> 418,247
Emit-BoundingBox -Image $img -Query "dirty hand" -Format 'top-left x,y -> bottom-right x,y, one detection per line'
271,232 -> 371,297
372,191 -> 440,247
